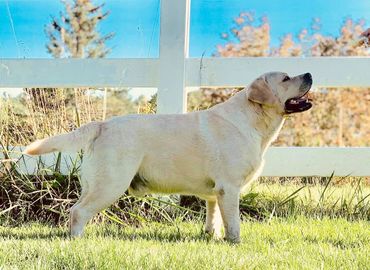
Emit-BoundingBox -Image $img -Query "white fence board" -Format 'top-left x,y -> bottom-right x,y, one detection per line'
0,147 -> 78,175
263,147 -> 370,177
186,57 -> 370,88
157,0 -> 190,114
2,57 -> 370,88
0,59 -> 159,88
1,147 -> 369,177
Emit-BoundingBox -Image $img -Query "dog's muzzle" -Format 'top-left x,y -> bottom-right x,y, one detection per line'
285,73 -> 313,114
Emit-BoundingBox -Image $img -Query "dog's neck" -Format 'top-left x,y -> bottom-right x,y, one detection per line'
247,98 -> 285,153
211,90 -> 285,154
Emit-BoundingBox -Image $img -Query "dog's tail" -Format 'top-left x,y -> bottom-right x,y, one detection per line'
24,121 -> 102,155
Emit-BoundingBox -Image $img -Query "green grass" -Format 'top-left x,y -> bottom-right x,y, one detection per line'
243,181 -> 370,220
0,217 -> 369,270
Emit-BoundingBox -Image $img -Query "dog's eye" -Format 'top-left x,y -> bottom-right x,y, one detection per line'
282,76 -> 290,82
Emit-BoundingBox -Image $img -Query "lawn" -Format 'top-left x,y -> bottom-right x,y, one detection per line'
0,217 -> 369,270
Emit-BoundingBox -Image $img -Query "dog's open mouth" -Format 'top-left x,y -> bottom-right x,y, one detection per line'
284,91 -> 313,114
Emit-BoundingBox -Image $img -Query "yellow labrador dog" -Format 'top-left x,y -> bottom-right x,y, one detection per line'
25,71 -> 313,243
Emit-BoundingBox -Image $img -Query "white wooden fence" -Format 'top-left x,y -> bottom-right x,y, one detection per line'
1,0 -> 369,177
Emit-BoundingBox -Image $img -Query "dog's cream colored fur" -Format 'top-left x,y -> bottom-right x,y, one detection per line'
25,72 -> 312,242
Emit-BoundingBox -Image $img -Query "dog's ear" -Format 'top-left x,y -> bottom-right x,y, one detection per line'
247,78 -> 277,106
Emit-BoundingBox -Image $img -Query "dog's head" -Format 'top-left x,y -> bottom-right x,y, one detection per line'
247,72 -> 313,114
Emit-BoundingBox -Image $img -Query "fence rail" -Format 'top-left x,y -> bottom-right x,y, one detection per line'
1,57 -> 370,88
1,147 -> 369,177
1,0 -> 369,177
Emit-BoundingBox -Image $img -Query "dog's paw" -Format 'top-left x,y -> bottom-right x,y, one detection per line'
204,228 -> 223,240
223,235 -> 241,244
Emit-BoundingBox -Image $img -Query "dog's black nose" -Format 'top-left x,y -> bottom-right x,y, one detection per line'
303,73 -> 312,82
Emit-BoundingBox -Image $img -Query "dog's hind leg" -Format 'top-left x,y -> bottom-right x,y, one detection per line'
70,155 -> 142,237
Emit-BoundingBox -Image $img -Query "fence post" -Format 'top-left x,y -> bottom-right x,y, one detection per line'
157,0 -> 190,114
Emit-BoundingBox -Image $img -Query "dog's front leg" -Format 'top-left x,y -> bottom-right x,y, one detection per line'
205,200 -> 223,238
217,186 -> 240,243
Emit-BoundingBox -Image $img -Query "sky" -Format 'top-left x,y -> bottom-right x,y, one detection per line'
0,0 -> 369,59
